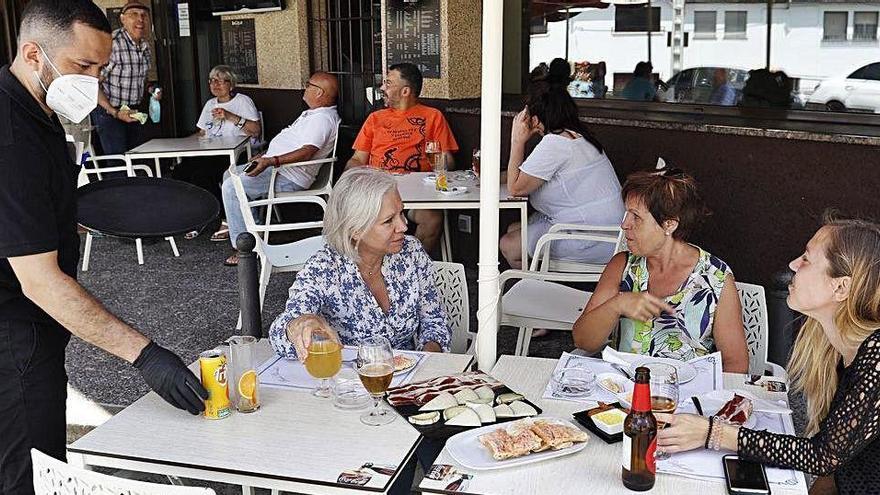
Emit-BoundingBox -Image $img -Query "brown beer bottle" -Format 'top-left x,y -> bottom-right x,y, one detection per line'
621,366 -> 657,491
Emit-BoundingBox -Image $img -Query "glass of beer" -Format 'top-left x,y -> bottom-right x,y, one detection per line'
228,336 -> 260,413
304,330 -> 342,398
646,362 -> 679,460
426,140 -> 447,191
471,148 -> 481,179
356,336 -> 396,426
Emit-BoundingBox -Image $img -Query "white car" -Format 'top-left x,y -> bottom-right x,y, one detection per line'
807,62 -> 880,113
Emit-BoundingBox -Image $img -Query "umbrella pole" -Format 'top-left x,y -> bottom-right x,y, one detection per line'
476,0 -> 503,372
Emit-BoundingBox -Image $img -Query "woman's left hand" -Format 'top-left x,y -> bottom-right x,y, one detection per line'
655,413 -> 711,455
212,107 -> 238,122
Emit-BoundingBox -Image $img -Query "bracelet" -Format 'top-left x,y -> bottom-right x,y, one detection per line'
704,415 -> 715,449
709,416 -> 724,451
273,156 -> 280,167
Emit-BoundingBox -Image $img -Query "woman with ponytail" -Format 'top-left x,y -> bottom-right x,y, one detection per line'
655,213 -> 880,495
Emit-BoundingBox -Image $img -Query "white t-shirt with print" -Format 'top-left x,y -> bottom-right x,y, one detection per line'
268,105 -> 341,189
196,93 -> 260,142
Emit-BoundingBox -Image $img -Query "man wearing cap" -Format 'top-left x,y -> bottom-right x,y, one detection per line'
0,2 -> 208,492
92,0 -> 152,154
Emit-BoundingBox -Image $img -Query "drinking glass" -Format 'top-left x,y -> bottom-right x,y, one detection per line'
645,362 -> 679,460
426,140 -> 447,191
356,336 -> 396,426
303,331 -> 342,398
471,148 -> 481,179
228,336 -> 260,413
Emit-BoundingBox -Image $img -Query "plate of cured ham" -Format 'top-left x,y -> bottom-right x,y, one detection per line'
446,416 -> 589,470
700,390 -> 758,428
385,372 -> 542,440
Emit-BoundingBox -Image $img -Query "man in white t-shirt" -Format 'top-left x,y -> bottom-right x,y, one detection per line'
218,71 -> 340,265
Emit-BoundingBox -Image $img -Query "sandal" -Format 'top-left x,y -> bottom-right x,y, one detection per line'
223,252 -> 239,267
210,221 -> 230,242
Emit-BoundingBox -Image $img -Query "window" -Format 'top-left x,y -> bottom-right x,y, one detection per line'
531,16 -> 548,35
694,11 -> 717,38
823,12 -> 848,41
724,11 -> 747,38
849,63 -> 880,81
853,12 -> 878,41
614,5 -> 661,33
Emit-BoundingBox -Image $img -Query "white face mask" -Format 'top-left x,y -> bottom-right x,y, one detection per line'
33,45 -> 99,123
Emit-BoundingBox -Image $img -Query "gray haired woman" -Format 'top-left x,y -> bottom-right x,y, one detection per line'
269,168 -> 451,361
197,65 -> 261,140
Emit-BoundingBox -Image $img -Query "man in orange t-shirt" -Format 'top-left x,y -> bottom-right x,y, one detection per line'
348,63 -> 458,253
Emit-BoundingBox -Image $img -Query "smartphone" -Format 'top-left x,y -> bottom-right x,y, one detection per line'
243,160 -> 259,173
723,455 -> 771,495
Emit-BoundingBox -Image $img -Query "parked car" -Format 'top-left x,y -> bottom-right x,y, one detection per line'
658,67 -> 750,105
806,62 -> 880,113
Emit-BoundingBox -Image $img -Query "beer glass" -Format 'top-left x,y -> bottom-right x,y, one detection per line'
304,330 -> 343,398
356,336 -> 396,426
646,362 -> 678,460
426,140 -> 447,191
228,336 -> 260,413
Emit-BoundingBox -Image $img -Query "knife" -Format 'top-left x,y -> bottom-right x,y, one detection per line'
611,363 -> 633,380
691,396 -> 705,416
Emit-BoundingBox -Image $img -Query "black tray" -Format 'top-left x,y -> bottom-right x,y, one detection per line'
572,403 -> 627,444
389,385 -> 543,442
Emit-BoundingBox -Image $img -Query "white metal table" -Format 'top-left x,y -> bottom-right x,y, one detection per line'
419,355 -> 808,495
125,135 -> 251,178
68,341 -> 473,494
394,171 -> 529,264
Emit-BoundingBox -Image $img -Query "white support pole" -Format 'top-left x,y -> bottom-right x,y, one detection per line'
475,0 -> 504,372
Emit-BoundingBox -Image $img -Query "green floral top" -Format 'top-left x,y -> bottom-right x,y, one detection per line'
617,247 -> 732,361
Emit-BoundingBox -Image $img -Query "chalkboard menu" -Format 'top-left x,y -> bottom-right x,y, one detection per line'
106,7 -> 123,32
385,0 -> 441,78
221,19 -> 258,85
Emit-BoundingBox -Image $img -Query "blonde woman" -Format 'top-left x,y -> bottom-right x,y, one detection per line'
655,214 -> 880,495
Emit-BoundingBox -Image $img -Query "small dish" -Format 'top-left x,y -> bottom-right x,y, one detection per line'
572,403 -> 628,444
439,186 -> 467,195
550,367 -> 596,398
596,372 -> 632,396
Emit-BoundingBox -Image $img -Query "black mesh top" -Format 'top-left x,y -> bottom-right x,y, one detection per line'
738,329 -> 880,495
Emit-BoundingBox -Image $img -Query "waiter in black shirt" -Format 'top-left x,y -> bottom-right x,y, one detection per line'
0,2 -> 208,493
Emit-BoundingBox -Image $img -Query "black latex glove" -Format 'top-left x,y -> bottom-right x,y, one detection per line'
133,341 -> 209,415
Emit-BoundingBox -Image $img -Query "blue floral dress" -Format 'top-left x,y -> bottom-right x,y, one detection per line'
269,236 -> 450,359
617,247 -> 732,361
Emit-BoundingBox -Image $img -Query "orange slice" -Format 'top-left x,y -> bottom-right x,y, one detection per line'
238,369 -> 258,402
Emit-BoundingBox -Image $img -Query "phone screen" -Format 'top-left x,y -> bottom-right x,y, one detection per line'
244,160 -> 258,173
724,456 -> 770,493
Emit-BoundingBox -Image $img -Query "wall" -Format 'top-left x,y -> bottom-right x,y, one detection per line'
438,107 -> 880,288
221,0 -> 310,90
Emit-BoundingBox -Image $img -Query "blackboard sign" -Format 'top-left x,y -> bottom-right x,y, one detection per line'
221,19 -> 258,85
385,0 -> 441,78
106,7 -> 124,32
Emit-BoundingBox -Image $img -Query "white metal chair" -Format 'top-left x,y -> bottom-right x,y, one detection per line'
432,261 -> 473,354
228,165 -> 326,320
76,149 -> 180,271
500,230 -> 622,356
736,281 -> 787,378
31,449 -> 215,495
263,122 -> 340,242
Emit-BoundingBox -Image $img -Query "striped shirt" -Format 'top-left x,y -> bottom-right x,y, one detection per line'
101,28 -> 151,108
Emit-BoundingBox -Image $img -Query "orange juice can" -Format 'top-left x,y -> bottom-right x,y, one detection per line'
199,349 -> 231,419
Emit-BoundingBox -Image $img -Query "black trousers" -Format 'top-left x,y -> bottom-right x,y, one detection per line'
0,319 -> 69,495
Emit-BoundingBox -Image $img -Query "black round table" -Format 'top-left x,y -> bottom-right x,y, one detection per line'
77,177 -> 220,238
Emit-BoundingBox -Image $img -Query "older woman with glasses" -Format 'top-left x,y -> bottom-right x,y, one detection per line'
572,169 -> 750,372
269,167 -> 451,361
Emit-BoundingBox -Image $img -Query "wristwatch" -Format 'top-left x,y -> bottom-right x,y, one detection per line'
235,116 -> 246,129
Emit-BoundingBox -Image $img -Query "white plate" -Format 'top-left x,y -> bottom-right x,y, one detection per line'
629,356 -> 698,384
697,390 -> 765,427
422,174 -> 438,183
596,372 -> 632,396
446,416 -> 588,471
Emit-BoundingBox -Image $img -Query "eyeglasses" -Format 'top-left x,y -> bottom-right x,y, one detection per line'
208,78 -> 231,85
303,80 -> 325,92
123,10 -> 149,20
